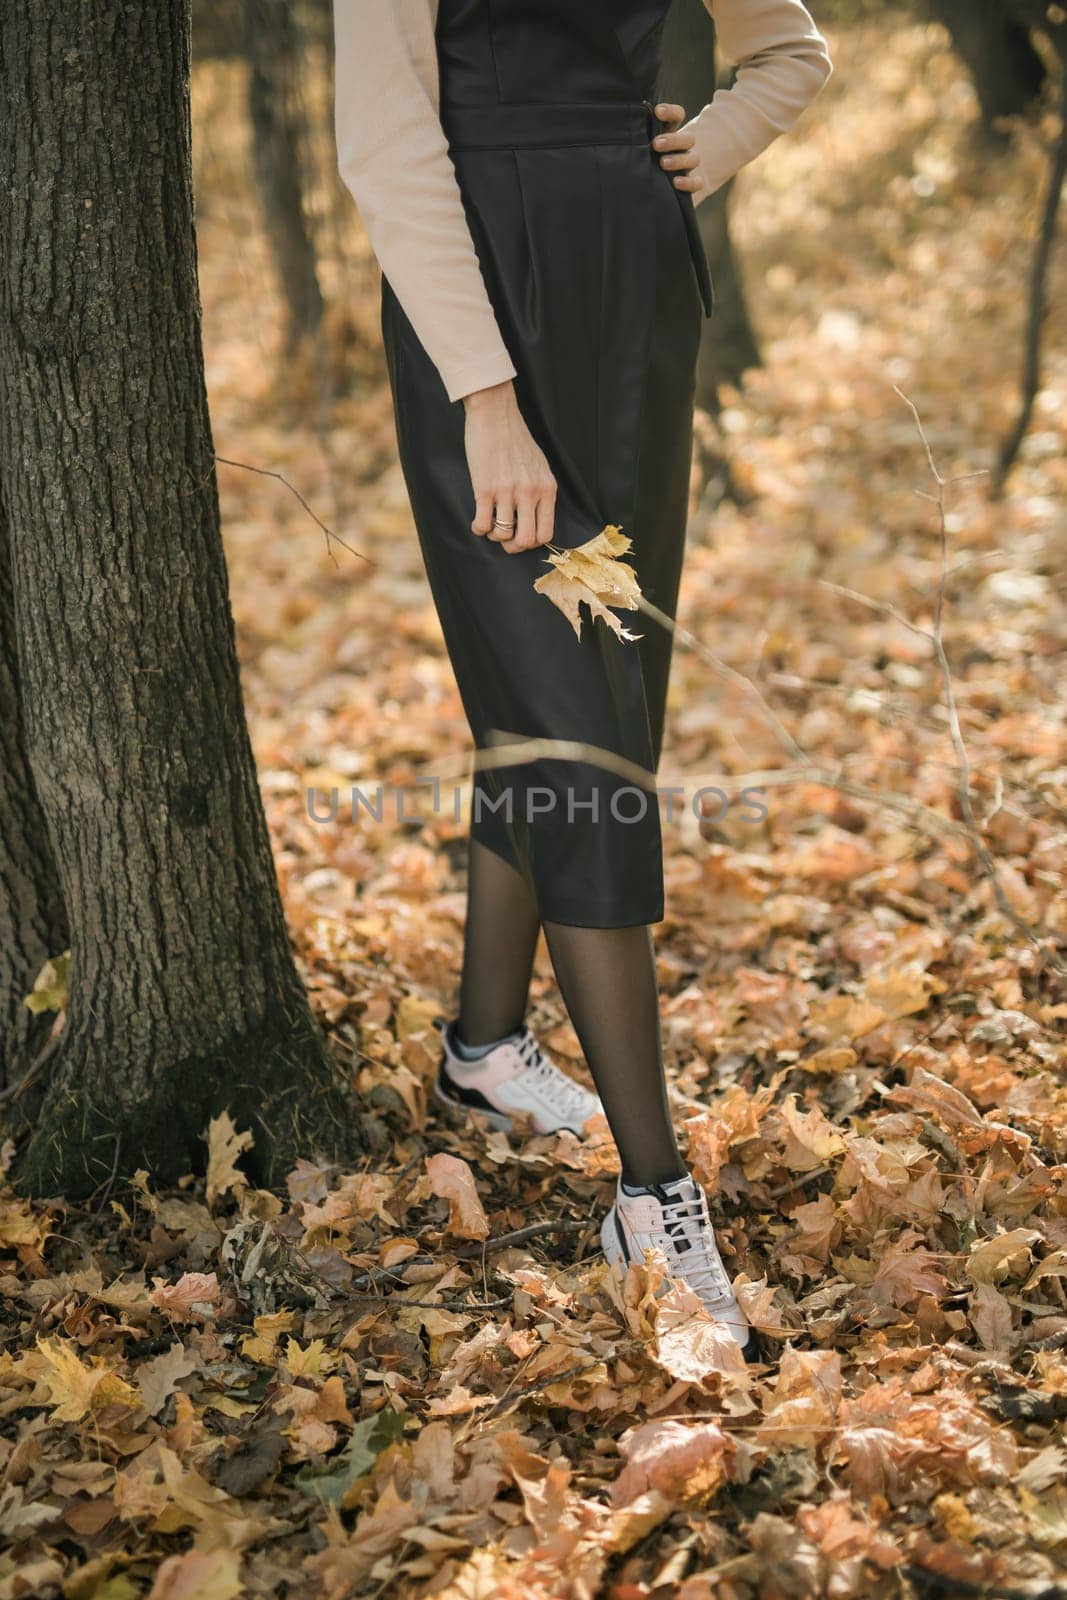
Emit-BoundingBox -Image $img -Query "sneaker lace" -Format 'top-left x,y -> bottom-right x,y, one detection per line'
659,1190 -> 733,1304
516,1030 -> 594,1118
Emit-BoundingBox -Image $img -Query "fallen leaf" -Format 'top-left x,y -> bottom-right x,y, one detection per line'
147,1547 -> 242,1600
205,1112 -> 254,1208
23,950 -> 71,1015
612,1420 -> 735,1507
295,1410 -> 405,1506
653,1281 -> 748,1384
149,1273 -> 221,1323
425,1153 -> 490,1239
138,1344 -> 199,1418
967,1229 -> 1041,1286
31,1338 -> 139,1423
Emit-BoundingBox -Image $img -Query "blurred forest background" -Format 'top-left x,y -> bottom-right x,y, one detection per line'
3,2 -> 1067,1597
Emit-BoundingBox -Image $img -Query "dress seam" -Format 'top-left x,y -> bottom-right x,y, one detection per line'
594,152 -> 605,515
486,0 -> 505,102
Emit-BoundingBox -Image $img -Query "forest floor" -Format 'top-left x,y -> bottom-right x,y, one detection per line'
3,12 -> 1067,1600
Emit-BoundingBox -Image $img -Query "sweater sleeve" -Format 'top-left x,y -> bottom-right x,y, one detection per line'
333,0 -> 517,403
686,0 -> 833,203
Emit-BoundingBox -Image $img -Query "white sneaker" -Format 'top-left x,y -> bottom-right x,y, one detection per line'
435,1021 -> 601,1137
601,1173 -> 755,1355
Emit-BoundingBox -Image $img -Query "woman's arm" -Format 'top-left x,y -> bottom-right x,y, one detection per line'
674,0 -> 833,203
334,0 -> 555,552
333,0 -> 516,403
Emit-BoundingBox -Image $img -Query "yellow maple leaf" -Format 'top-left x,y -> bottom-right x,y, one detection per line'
284,1337 -> 337,1378
24,950 -> 71,1015
0,1197 -> 52,1253
34,1336 -> 139,1423
534,525 -> 643,641
241,1309 -> 296,1365
205,1111 -> 254,1207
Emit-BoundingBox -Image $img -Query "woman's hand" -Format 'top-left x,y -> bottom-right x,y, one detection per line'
651,102 -> 705,199
463,380 -> 557,553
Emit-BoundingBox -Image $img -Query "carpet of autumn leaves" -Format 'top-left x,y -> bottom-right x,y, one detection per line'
3,11 -> 1067,1600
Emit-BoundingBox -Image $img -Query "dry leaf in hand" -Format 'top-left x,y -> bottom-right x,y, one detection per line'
534,525 -> 643,641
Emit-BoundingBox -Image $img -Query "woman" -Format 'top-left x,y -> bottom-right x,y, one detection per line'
335,0 -> 832,1355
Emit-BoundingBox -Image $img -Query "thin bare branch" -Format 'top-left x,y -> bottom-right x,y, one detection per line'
216,453 -> 375,566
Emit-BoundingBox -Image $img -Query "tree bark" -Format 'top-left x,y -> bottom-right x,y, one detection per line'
658,0 -> 762,412
997,65 -> 1067,487
245,0 -> 325,355
0,504 -> 69,1093
925,0 -> 1047,126
0,0 -> 356,1197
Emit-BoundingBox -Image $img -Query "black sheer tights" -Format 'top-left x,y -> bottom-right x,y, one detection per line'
457,839 -> 685,1189
457,838 -> 541,1047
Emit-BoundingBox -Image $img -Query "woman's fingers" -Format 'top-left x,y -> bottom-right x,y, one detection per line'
502,482 -> 556,552
500,489 -> 538,553
489,493 -> 517,542
654,102 -> 686,129
535,483 -> 556,547
663,145 -> 700,187
471,490 -> 495,537
652,121 -> 701,189
472,482 -> 556,552
657,140 -> 699,166
461,382 -> 557,555
654,129 -> 696,155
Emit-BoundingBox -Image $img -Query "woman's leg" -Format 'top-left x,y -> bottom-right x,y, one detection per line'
543,919 -> 685,1188
454,841 -> 684,1187
457,839 -> 540,1047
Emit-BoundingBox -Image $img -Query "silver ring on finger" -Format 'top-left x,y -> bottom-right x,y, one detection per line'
493,518 -> 517,532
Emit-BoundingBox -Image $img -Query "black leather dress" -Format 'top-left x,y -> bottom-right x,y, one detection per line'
382,0 -> 712,928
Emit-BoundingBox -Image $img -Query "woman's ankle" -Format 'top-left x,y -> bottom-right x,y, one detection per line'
452,1017 -> 524,1059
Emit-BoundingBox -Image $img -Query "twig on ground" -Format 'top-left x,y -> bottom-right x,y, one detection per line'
455,1217 -> 589,1258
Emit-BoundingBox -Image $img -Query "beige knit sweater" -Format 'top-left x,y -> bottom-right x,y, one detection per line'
334,1 -> 832,402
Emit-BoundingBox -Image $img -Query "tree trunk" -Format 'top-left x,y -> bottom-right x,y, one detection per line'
0,0 -> 356,1198
192,0 -> 244,60
658,0 -> 762,412
925,0 -> 1047,126
245,0 -> 325,355
0,505 -> 69,1093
